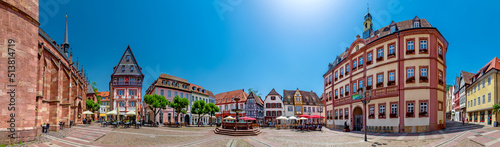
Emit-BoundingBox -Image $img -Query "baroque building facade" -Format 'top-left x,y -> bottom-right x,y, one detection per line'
323,12 -> 448,133
283,89 -> 323,123
145,74 -> 190,124
0,0 -> 91,143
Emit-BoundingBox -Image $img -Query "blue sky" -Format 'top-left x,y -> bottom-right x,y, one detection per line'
40,0 -> 498,98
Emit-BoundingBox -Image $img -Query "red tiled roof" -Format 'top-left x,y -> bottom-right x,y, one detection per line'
206,90 -> 215,97
215,89 -> 248,105
472,57 -> 500,81
248,92 -> 264,106
98,91 -> 109,97
190,83 -> 208,95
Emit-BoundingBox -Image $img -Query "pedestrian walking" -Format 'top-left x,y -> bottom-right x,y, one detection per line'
462,117 -> 465,125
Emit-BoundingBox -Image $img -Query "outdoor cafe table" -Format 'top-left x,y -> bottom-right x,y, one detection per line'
135,122 -> 141,129
59,122 -> 65,130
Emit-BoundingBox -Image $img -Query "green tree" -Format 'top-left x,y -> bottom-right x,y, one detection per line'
493,104 -> 500,114
170,95 -> 189,126
86,99 -> 100,112
248,88 -> 262,98
191,100 -> 209,126
91,82 -> 102,105
144,94 -> 169,126
208,103 -> 220,126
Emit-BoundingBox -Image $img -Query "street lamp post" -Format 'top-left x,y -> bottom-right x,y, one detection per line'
360,87 -> 372,142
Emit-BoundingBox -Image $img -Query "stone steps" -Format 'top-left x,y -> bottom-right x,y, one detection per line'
213,128 -> 262,136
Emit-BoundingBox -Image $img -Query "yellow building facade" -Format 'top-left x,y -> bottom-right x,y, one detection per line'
466,57 -> 500,126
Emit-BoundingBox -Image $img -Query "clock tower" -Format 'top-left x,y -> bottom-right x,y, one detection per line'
362,5 -> 373,39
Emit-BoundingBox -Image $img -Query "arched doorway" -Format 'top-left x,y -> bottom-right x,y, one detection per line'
353,107 -> 363,131
185,115 -> 190,125
159,111 -> 164,124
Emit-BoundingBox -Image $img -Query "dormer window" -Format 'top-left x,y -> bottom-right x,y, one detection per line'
413,22 -> 420,28
122,65 -> 125,71
130,66 -> 134,72
126,55 -> 130,61
390,26 -> 396,33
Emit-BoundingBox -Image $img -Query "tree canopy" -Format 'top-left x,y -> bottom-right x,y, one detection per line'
191,100 -> 209,126
144,94 -> 169,125
170,95 -> 189,123
248,88 -> 262,98
86,99 -> 100,112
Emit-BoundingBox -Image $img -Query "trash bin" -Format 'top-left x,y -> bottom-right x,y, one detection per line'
494,121 -> 498,127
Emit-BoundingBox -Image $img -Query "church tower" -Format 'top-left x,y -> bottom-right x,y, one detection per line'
362,5 -> 373,39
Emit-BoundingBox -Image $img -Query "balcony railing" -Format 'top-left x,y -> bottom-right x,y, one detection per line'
113,81 -> 142,86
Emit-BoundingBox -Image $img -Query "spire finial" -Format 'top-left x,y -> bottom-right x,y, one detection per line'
63,13 -> 69,45
367,3 -> 369,13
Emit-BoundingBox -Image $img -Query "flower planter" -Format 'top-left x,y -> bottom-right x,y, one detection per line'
376,57 -> 383,61
419,49 -> 428,53
376,82 -> 383,87
419,77 -> 428,82
388,54 -> 395,58
388,81 -> 395,86
379,113 -> 386,118
390,114 -> 397,118
406,77 -> 415,83
366,85 -> 372,90
406,50 -> 415,54
367,61 -> 372,65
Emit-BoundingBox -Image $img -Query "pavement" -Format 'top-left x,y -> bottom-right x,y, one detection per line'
20,120 -> 500,147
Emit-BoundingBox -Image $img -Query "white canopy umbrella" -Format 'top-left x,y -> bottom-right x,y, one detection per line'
82,110 -> 94,115
224,116 -> 235,120
276,116 -> 288,120
125,111 -> 136,115
299,117 -> 308,120
288,116 -> 298,120
106,110 -> 117,115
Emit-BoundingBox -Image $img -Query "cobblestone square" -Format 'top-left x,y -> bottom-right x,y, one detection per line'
11,121 -> 496,147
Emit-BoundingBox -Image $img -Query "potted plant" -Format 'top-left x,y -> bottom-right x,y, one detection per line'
343,121 -> 350,132
345,92 -> 349,96
439,80 -> 444,85
366,85 -> 372,90
406,50 -> 415,54
390,113 -> 397,118
358,64 -> 363,68
376,57 -> 383,61
367,60 -> 372,65
406,112 -> 414,117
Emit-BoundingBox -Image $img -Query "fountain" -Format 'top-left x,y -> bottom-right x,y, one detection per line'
214,97 -> 262,136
